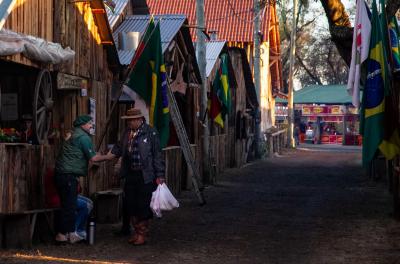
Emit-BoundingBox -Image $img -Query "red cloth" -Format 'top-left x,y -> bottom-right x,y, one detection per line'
44,168 -> 60,208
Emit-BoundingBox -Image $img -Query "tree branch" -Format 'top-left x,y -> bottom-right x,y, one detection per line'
296,53 -> 323,85
319,0 -> 353,66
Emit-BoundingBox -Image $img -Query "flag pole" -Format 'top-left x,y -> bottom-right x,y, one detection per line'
95,18 -> 158,152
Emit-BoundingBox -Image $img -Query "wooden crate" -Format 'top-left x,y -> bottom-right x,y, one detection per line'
94,189 -> 123,224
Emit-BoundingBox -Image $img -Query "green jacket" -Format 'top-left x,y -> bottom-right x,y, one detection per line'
55,127 -> 96,176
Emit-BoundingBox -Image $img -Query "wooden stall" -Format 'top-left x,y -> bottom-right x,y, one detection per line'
227,47 -> 258,168
110,12 -> 202,192
199,43 -> 257,182
147,0 -> 283,131
0,0 -> 119,211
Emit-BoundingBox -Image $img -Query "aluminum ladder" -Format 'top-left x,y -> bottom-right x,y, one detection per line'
166,80 -> 206,205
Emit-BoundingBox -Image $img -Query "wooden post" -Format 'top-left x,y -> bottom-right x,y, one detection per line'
394,166 -> 400,219
268,133 -> 273,157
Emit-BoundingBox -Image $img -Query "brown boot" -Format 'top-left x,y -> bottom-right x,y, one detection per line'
128,217 -> 139,244
132,220 -> 149,246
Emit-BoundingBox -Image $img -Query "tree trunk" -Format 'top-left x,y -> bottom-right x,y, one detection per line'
319,0 -> 353,66
320,0 -> 400,66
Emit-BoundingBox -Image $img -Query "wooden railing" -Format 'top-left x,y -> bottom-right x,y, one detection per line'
264,129 -> 287,157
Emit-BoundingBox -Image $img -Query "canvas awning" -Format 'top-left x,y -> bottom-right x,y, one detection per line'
0,29 -> 75,64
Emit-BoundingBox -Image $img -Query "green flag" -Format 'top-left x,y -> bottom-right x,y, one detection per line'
126,18 -> 170,148
360,0 -> 388,165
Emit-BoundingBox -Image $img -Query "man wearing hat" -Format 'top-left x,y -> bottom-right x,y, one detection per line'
54,115 -> 114,243
19,114 -> 35,143
109,108 -> 165,245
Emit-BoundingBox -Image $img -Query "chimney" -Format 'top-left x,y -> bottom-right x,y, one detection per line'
118,32 -> 141,51
209,30 -> 218,41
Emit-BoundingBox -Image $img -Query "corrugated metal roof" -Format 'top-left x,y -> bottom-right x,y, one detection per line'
106,0 -> 129,29
113,15 -> 186,65
0,0 -> 16,30
147,0 -> 270,42
275,85 -> 354,104
205,41 -> 226,77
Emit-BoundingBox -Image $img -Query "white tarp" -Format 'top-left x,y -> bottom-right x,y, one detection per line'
0,29 -> 75,64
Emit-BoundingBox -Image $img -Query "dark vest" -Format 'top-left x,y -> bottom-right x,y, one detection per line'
55,128 -> 92,176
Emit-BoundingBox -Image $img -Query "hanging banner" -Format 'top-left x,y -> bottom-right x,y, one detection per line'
88,97 -> 96,135
302,105 -> 346,116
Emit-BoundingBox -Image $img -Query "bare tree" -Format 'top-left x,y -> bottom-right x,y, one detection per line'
278,0 -> 349,88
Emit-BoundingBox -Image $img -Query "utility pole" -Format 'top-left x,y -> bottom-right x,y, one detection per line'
287,0 -> 298,148
196,0 -> 210,182
254,0 -> 261,158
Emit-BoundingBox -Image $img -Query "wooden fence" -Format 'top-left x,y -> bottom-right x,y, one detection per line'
265,129 -> 287,157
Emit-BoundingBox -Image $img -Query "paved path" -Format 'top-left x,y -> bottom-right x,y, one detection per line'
1,148 -> 400,264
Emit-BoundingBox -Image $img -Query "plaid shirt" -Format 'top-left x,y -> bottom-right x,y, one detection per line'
128,124 -> 144,169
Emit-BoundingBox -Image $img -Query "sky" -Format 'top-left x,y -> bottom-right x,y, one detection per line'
292,0 -> 355,90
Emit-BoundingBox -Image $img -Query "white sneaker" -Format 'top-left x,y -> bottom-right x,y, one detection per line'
76,230 -> 87,240
55,233 -> 68,242
68,232 -> 84,244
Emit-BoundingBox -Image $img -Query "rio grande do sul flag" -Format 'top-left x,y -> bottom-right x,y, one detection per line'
347,0 -> 371,108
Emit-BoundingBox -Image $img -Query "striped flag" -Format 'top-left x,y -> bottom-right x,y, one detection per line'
209,53 -> 232,128
347,0 -> 371,108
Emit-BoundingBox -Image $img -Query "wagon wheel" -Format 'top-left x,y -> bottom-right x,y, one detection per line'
33,69 -> 53,144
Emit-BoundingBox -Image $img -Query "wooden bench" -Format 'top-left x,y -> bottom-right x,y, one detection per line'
0,208 -> 58,248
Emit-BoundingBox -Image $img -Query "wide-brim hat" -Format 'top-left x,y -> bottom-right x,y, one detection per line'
121,108 -> 144,119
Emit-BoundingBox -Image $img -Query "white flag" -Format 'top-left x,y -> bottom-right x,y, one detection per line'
347,0 -> 371,108
122,85 -> 150,122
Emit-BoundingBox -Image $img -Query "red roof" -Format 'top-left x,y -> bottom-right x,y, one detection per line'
146,0 -> 270,42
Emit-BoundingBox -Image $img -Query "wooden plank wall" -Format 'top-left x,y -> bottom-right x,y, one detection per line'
228,49 -> 249,168
52,2 -> 115,195
209,135 -> 227,184
54,1 -> 113,82
2,0 -> 53,68
0,144 -> 56,213
163,146 -> 182,196
87,81 -> 112,194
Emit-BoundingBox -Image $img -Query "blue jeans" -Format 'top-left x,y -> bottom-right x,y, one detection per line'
76,195 -> 93,238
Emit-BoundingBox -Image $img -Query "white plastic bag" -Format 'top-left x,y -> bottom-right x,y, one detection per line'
150,183 -> 179,217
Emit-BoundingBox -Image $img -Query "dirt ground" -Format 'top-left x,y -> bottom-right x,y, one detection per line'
1,146 -> 400,264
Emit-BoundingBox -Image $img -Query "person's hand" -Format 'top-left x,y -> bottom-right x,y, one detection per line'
156,177 -> 166,185
105,149 -> 115,160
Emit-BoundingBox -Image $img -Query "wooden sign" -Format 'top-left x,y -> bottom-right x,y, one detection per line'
302,105 -> 345,116
57,73 -> 88,90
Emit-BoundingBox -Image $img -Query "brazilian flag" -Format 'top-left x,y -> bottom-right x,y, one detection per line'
389,16 -> 400,73
360,0 -> 388,166
126,18 -> 170,148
